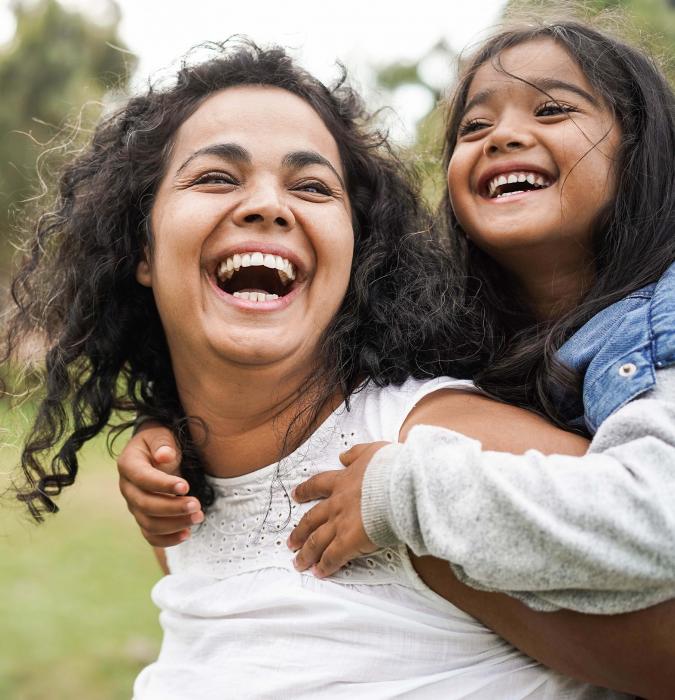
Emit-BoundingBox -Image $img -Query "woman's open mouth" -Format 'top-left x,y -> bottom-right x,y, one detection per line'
213,251 -> 297,303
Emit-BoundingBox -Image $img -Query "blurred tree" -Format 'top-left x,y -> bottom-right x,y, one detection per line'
374,40 -> 457,207
0,0 -> 136,285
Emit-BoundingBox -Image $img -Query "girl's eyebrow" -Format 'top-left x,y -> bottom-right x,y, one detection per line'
175,144 -> 344,188
463,77 -> 599,115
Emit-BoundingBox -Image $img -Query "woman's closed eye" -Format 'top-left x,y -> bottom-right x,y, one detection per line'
292,179 -> 335,197
191,170 -> 238,187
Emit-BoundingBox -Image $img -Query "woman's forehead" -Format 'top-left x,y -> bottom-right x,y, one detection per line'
169,86 -> 344,174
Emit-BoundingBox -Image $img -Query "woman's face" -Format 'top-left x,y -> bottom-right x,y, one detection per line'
138,86 -> 353,376
447,38 -> 621,265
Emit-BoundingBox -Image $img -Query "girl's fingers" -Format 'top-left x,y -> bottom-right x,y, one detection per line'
292,471 -> 338,503
135,509 -> 203,537
287,501 -> 330,551
339,441 -> 389,467
118,444 -> 188,495
137,421 -> 181,474
339,442 -> 372,466
293,522 -> 336,572
148,437 -> 182,472
120,478 -> 201,518
142,528 -> 192,548
312,540 -> 351,579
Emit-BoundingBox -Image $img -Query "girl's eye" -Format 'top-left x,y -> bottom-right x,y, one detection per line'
294,180 -> 332,196
458,119 -> 491,136
536,101 -> 577,118
192,171 -> 237,186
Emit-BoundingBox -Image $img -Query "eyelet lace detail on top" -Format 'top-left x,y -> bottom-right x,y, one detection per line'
166,416 -> 409,586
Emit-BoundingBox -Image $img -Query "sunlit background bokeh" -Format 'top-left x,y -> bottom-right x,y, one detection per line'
1,1 -> 673,697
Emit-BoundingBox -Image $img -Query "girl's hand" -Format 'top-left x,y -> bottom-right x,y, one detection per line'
117,422 -> 204,547
287,441 -> 388,577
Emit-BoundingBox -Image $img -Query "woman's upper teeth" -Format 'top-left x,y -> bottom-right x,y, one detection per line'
487,171 -> 551,198
216,252 -> 296,283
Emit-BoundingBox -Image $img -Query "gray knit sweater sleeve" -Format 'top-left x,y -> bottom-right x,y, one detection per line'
361,367 -> 675,614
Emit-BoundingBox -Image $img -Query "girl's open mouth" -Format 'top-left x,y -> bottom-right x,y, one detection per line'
482,170 -> 554,199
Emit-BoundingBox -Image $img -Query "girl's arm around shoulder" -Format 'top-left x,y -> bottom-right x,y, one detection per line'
361,367 -> 675,613
399,388 -> 589,453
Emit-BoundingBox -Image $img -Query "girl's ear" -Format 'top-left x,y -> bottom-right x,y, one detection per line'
136,250 -> 152,287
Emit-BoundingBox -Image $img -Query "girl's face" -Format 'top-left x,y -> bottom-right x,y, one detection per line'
137,86 -> 354,377
447,38 -> 621,264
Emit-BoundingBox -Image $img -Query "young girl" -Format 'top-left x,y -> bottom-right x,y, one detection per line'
288,19 -> 675,611
119,18 -> 675,642
6,40 -> 644,698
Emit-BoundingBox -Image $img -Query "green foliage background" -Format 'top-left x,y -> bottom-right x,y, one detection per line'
0,0 -> 135,285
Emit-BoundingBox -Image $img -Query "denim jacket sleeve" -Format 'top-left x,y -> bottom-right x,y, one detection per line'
558,262 -> 675,432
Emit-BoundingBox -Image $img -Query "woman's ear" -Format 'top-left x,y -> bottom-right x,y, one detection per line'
136,250 -> 152,287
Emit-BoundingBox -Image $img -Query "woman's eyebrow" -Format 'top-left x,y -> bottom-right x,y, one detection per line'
282,150 -> 345,189
175,143 -> 251,176
463,77 -> 599,115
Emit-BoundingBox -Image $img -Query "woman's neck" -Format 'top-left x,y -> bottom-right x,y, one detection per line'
173,359 -> 336,478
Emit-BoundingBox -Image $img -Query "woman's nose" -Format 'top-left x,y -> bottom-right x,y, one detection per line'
233,183 -> 295,229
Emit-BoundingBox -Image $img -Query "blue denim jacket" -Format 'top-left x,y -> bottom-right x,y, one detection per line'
557,262 -> 675,433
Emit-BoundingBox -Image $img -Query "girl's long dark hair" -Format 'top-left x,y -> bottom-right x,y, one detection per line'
441,21 -> 675,425
3,39 -> 478,521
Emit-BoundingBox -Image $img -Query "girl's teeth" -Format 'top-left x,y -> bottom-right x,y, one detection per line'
486,171 -> 552,198
263,254 -> 276,269
250,252 -> 264,266
233,253 -> 241,269
241,253 -> 252,267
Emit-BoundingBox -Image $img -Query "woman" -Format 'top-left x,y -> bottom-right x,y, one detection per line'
3,40 -> 645,697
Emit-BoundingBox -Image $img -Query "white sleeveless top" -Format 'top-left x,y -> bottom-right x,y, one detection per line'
134,377 -> 628,700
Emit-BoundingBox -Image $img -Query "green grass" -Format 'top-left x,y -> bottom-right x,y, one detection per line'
1,406 -> 163,700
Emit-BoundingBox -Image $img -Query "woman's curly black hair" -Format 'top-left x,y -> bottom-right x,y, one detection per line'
439,20 -> 675,427
3,39 -> 479,521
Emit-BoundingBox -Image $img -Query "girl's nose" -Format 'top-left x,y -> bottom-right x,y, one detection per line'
233,183 -> 295,230
483,119 -> 535,157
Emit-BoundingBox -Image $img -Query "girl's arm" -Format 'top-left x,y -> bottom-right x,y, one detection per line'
365,366 -> 675,613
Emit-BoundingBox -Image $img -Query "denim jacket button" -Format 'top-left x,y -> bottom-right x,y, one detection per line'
618,362 -> 637,377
